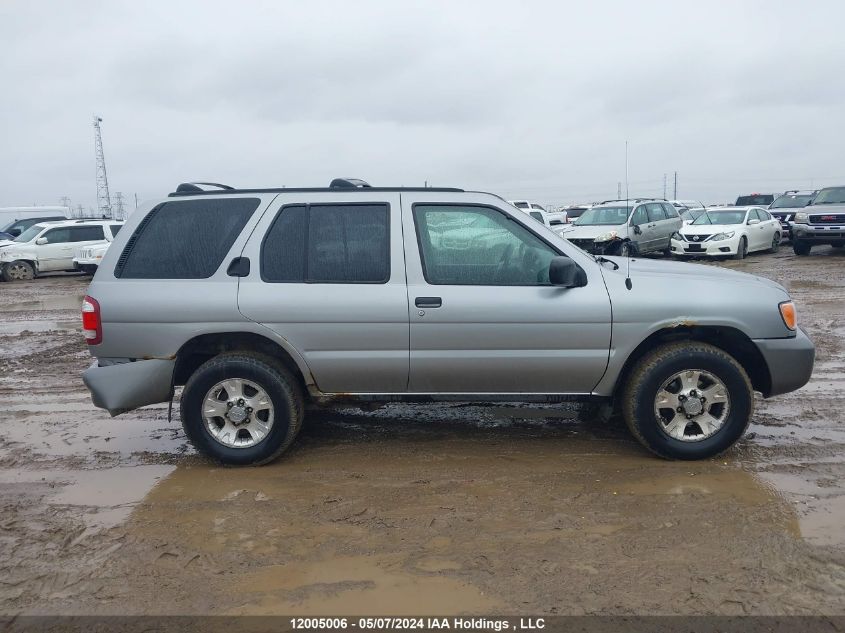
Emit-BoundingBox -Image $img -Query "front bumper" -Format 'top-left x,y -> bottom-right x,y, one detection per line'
753,327 -> 815,397
83,358 -> 175,416
670,237 -> 738,256
791,224 -> 845,243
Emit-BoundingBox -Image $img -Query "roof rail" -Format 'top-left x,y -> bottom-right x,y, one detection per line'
175,182 -> 235,193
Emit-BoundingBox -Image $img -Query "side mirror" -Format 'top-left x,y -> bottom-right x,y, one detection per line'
748,218 -> 760,225
35,237 -> 48,245
549,256 -> 586,288
632,224 -> 642,235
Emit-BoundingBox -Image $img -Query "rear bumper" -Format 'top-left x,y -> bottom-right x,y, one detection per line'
753,327 -> 815,397
82,358 -> 175,416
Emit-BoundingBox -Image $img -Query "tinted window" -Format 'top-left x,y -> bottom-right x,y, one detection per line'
529,211 -> 545,223
512,202 -> 529,209
646,203 -> 667,222
109,224 -> 123,237
117,198 -> 259,279
414,205 -> 558,286
262,204 -> 390,283
530,204 -> 545,211
736,195 -> 775,206
69,226 -> 105,242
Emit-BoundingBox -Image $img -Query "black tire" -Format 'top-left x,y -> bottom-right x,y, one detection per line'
622,342 -> 753,460
793,240 -> 811,256
768,233 -> 780,253
180,353 -> 304,465
2,260 -> 35,282
732,237 -> 747,260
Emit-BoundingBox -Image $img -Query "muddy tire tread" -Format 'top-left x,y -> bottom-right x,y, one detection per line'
181,352 -> 304,465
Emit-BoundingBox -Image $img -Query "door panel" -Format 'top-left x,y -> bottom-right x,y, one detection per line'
237,193 -> 409,393
402,194 -> 612,394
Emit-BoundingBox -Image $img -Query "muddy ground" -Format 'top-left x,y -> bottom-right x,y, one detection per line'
0,246 -> 844,616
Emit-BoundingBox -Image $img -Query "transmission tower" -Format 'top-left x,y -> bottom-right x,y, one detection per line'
113,192 -> 125,220
93,115 -> 113,218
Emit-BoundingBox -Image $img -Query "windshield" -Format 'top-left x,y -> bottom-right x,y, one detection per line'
692,210 -> 746,226
811,187 -> 845,205
681,209 -> 704,221
566,207 -> 587,219
770,194 -> 813,209
14,225 -> 44,243
573,206 -> 630,226
735,194 -> 774,206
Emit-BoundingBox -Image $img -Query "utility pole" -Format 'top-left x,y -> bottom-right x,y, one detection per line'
60,196 -> 72,216
76,204 -> 85,218
93,115 -> 113,218
617,182 -> 622,199
113,192 -> 125,220
673,171 -> 678,199
134,193 -> 139,213
663,174 -> 667,200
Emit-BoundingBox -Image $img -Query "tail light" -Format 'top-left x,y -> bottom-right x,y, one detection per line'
81,295 -> 102,345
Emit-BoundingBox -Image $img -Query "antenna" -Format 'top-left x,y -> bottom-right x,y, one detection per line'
625,141 -> 633,290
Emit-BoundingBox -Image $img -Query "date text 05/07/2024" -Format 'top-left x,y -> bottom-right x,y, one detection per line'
289,617 -> 546,631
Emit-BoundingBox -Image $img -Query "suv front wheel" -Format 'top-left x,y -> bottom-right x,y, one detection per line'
622,342 -> 753,460
181,353 -> 304,465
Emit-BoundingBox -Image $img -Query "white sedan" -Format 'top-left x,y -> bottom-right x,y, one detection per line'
670,206 -> 781,260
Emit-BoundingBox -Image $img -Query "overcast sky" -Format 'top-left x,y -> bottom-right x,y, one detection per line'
2,0 -> 844,211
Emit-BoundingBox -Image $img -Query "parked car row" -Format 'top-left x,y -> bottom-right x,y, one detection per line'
0,218 -> 123,281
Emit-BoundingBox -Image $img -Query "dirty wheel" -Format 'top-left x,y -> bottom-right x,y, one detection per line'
768,233 -> 780,253
793,240 -> 811,256
2,260 -> 35,282
181,353 -> 303,465
732,237 -> 747,260
622,342 -> 753,460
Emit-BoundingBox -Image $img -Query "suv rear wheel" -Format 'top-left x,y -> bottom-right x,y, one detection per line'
180,353 -> 304,465
622,342 -> 753,460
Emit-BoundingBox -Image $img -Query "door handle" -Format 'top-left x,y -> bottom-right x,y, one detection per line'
415,297 -> 442,308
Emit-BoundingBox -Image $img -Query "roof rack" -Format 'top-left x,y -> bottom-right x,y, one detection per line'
598,197 -> 666,205
168,177 -> 463,197
329,178 -> 371,189
175,182 -> 236,193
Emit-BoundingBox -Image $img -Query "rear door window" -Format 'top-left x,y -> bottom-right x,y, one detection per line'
116,198 -> 259,279
262,203 -> 390,284
662,203 -> 679,218
630,206 -> 648,226
68,226 -> 105,242
646,203 -> 667,222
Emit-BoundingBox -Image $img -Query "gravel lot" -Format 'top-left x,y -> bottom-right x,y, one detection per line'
1,246 -> 844,615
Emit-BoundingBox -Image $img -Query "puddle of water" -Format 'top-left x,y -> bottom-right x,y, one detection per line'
0,295 -> 86,313
0,465 -> 174,530
758,471 -> 845,547
226,555 -> 499,615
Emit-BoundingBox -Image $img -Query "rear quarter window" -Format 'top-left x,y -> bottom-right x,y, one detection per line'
115,198 -> 259,279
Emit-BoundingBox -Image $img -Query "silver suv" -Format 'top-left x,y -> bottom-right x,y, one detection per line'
557,199 -> 681,256
81,180 -> 814,464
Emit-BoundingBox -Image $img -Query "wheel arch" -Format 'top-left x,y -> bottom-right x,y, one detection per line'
173,331 -> 313,396
612,325 -> 771,401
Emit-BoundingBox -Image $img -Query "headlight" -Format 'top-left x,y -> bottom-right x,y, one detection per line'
671,231 -> 683,240
594,231 -> 618,243
793,212 -> 809,224
708,231 -> 735,241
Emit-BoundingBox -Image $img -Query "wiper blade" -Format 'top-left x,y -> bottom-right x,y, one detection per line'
595,256 -> 620,270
